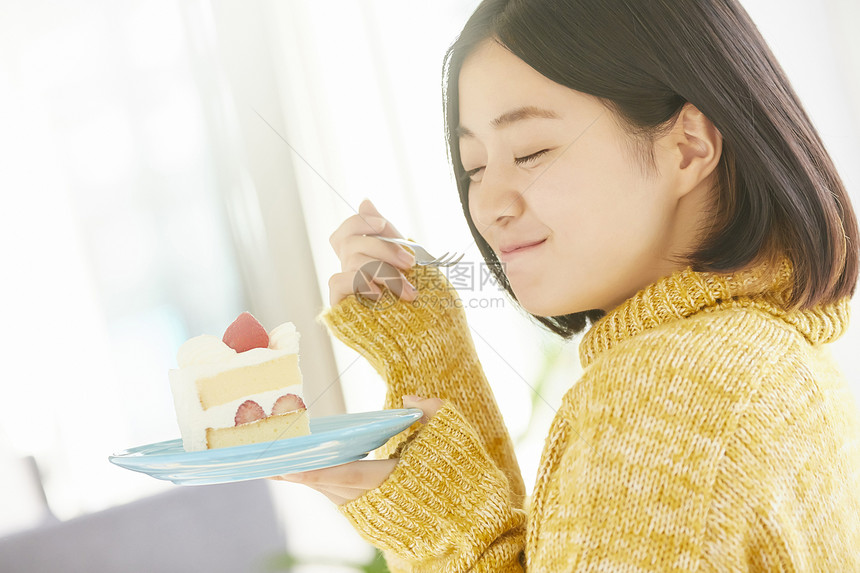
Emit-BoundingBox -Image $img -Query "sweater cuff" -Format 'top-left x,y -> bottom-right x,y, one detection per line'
338,403 -> 522,561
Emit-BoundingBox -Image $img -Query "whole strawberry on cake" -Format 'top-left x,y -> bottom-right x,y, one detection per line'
168,312 -> 310,451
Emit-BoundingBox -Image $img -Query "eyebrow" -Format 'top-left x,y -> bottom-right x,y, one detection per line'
456,105 -> 561,138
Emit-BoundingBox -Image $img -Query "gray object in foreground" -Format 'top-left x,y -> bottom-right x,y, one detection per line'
0,479 -> 284,573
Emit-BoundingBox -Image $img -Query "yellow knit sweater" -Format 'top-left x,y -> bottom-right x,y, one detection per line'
319,258 -> 860,572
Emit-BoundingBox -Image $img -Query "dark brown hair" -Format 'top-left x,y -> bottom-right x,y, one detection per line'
442,0 -> 859,338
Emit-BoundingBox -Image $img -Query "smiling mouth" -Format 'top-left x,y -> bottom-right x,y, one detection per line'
498,238 -> 546,262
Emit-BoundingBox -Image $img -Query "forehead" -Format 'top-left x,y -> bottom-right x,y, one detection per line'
457,40 -> 587,134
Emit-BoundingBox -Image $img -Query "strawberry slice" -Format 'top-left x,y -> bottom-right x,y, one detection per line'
234,400 -> 266,425
223,312 -> 269,353
271,394 -> 306,415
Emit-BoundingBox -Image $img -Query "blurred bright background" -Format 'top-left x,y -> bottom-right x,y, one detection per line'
0,0 -> 858,571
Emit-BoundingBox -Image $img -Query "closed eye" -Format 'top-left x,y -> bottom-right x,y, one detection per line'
464,166 -> 483,180
514,149 -> 550,167
464,149 -> 551,182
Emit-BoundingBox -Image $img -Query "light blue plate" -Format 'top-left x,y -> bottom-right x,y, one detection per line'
109,408 -> 422,486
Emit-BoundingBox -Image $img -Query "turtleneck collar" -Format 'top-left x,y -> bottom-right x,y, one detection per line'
579,257 -> 851,369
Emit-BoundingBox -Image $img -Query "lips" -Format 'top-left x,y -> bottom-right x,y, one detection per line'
500,238 -> 547,254
498,238 -> 547,262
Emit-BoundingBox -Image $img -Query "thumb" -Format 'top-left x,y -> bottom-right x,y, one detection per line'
402,395 -> 445,423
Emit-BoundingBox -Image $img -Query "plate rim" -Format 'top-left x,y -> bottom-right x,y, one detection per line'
109,407 -> 423,465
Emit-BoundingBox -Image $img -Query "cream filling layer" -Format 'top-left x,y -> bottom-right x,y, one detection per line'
202,384 -> 303,428
170,376 -> 303,451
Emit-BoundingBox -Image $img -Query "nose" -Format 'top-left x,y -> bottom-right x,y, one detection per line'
468,163 -> 525,231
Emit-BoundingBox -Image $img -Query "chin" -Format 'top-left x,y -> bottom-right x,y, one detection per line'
512,285 -> 598,317
512,291 -> 570,318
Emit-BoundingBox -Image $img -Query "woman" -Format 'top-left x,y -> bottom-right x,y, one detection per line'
278,0 -> 860,569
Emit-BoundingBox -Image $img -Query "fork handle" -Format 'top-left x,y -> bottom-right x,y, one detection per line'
370,235 -> 417,247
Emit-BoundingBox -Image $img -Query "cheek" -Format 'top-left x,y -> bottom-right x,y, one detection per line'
533,157 -> 668,260
529,159 -> 617,229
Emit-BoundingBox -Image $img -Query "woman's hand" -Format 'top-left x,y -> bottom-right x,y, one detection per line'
327,199 -> 418,307
272,396 -> 444,505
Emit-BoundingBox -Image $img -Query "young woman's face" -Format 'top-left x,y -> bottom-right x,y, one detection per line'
459,39 -> 705,316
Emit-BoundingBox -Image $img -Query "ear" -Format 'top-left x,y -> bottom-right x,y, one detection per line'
670,103 -> 722,195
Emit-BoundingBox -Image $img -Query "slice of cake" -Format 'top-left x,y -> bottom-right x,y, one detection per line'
169,312 -> 310,451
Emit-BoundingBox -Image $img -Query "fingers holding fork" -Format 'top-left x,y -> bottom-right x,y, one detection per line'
327,199 -> 418,306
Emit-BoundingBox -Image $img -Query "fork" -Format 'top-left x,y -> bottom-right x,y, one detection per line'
371,235 -> 464,267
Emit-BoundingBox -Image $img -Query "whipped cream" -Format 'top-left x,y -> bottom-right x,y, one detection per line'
177,335 -> 237,368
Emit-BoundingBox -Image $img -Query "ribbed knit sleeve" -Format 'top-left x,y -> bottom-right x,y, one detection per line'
318,264 -> 525,505
339,402 -> 526,572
